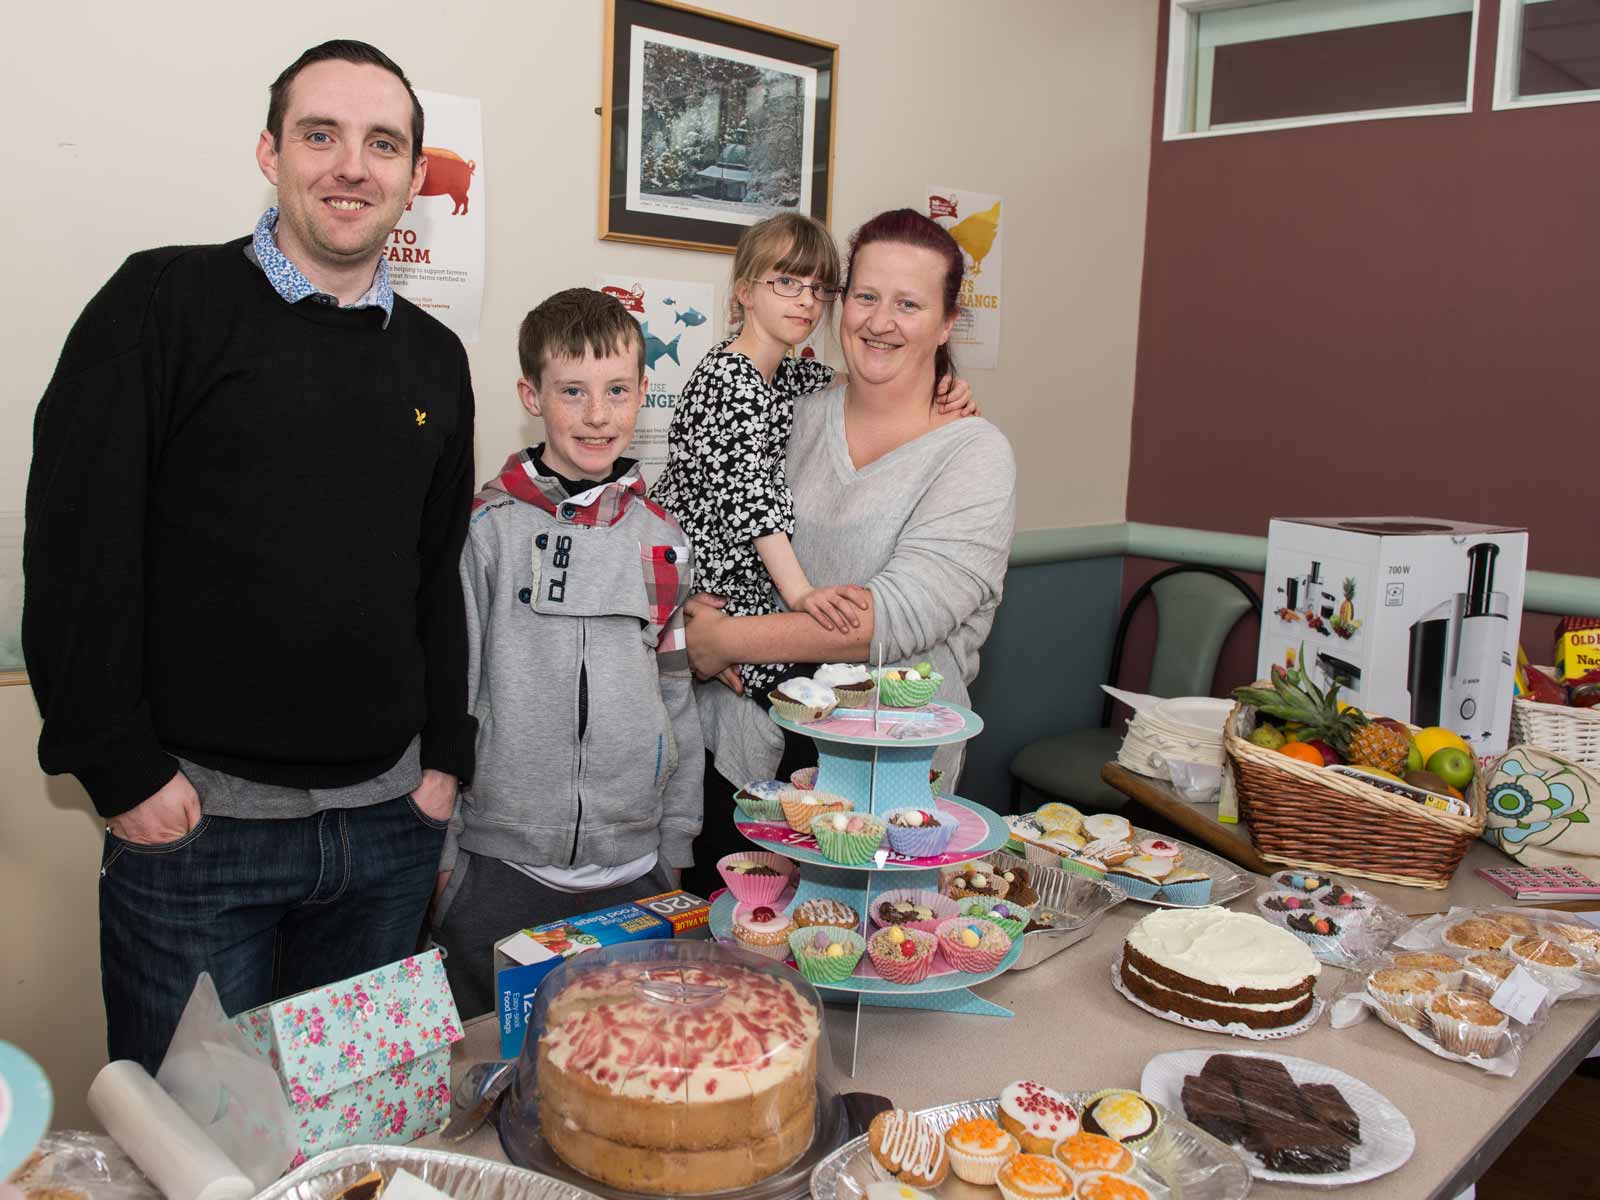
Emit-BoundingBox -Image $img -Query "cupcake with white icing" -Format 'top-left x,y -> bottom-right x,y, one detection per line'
768,676 -> 838,722
813,662 -> 876,708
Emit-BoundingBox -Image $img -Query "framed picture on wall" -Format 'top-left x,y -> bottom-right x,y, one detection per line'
600,0 -> 838,253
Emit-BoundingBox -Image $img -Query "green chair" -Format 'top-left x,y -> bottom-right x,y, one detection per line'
1008,565 -> 1260,814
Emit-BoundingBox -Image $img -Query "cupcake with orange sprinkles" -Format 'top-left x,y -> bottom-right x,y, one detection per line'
943,1116 -> 1019,1185
996,1154 -> 1073,1200
1054,1131 -> 1134,1177
1073,1174 -> 1150,1200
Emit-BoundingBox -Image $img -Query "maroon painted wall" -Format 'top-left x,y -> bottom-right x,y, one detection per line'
1127,0 -> 1598,581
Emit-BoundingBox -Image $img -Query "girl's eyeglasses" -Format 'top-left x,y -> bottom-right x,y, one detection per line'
762,276 -> 844,301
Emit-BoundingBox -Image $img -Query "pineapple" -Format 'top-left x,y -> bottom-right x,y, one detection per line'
1233,647 -> 1366,762
1346,720 -> 1412,774
1338,578 -> 1356,622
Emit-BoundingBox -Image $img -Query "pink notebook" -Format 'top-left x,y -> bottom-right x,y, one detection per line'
1475,864 -> 1600,901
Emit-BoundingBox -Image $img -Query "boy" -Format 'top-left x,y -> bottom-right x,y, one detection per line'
431,288 -> 702,1017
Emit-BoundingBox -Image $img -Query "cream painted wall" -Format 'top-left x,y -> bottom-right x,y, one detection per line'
0,0 -> 1155,1128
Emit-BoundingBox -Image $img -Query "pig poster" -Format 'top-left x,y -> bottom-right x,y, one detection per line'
387,90 -> 485,344
926,186 -> 1002,370
592,275 -> 718,487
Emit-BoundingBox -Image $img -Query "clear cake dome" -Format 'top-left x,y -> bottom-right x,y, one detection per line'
498,939 -> 851,1199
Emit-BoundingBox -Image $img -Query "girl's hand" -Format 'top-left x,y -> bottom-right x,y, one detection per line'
793,584 -> 872,632
934,374 -> 978,418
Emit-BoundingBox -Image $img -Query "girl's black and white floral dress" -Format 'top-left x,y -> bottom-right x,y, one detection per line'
651,335 -> 835,697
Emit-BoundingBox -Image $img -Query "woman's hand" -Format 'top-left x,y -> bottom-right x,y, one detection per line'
684,593 -> 743,693
934,374 -> 978,418
793,583 -> 872,632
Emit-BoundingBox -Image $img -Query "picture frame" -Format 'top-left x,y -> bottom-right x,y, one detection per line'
600,0 -> 838,254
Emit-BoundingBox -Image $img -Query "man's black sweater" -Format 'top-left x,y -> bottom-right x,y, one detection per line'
24,237 -> 477,817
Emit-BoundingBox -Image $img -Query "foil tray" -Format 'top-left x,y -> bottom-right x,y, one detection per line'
254,1144 -> 603,1200
982,850 -> 1125,970
810,1096 -> 1251,1200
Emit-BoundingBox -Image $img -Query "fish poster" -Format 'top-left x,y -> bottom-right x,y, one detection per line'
592,275 -> 718,486
386,90 -> 486,344
926,186 -> 1002,370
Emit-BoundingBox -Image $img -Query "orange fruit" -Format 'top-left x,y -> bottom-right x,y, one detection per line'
1278,742 -> 1325,766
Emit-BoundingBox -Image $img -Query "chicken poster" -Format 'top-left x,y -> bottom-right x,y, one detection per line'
592,275 -> 718,486
386,90 -> 485,344
927,186 -> 1003,370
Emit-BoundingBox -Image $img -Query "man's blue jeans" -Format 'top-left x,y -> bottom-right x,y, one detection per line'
98,795 -> 446,1072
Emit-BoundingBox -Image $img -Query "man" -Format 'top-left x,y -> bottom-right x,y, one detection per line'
23,40 -> 476,1072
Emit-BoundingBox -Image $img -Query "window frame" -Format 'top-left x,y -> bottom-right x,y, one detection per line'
1493,0 -> 1600,111
1162,0 -> 1482,141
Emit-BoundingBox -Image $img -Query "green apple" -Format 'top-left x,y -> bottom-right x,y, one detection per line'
1427,747 -> 1474,791
1406,741 -> 1424,773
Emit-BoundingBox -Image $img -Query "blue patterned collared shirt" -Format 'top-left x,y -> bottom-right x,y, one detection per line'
243,207 -> 395,328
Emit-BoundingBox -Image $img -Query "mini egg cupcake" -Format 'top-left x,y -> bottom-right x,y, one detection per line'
732,779 -> 789,821
1074,1174 -> 1151,1200
994,863 -> 1038,906
936,915 -> 1012,973
1055,1131 -> 1133,1176
996,1154 -> 1071,1200
1271,870 -> 1331,894
1080,1089 -> 1161,1148
1367,966 -> 1440,1029
812,811 -> 887,864
871,888 -> 957,934
787,926 -> 865,985
779,787 -> 851,834
788,765 -> 818,791
1317,883 -> 1370,920
731,904 -> 794,960
943,1116 -> 1019,1185
867,926 -> 938,984
1286,911 -> 1342,955
999,1079 -> 1080,1154
947,864 -> 1010,901
1392,951 -> 1466,991
1428,990 -> 1509,1058
1159,865 -> 1213,905
715,851 -> 795,906
1258,890 -> 1317,916
883,806 -> 958,858
1462,952 -> 1517,998
959,896 -> 1032,939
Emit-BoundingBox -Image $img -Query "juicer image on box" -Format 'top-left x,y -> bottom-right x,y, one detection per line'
1408,543 -> 1510,745
1257,518 -> 1527,756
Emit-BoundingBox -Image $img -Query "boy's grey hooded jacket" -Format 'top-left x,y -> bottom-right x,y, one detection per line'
443,450 -> 703,873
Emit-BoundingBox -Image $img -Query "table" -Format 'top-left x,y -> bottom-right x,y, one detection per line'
1101,763 -> 1269,873
425,852 -> 1600,1200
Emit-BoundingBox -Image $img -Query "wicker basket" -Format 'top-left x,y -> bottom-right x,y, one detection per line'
1510,667 -> 1600,770
1225,702 -> 1485,889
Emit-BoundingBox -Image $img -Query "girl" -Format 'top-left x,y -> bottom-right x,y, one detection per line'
651,212 -> 973,700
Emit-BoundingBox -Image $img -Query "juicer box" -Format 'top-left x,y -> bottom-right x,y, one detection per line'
1256,518 -> 1528,755
493,890 -> 708,1058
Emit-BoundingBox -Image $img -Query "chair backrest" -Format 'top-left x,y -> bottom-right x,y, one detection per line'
1100,565 -> 1261,726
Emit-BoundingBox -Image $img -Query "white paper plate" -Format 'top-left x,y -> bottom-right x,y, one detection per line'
1151,696 -> 1234,736
1139,1049 -> 1416,1186
1111,957 -> 1325,1040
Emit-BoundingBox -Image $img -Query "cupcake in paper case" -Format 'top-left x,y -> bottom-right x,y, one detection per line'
995,1154 -> 1072,1200
1392,951 -> 1466,991
959,896 -> 1032,940
1258,890 -> 1317,916
1005,814 -> 1044,855
1059,854 -> 1109,883
1019,828 -> 1088,870
946,863 -> 1009,901
1080,1089 -> 1161,1148
1366,965 -> 1440,1029
791,896 -> 860,930
992,863 -> 1038,907
875,665 -> 943,708
1104,863 -> 1162,901
865,1185 -> 935,1200
1317,883 -> 1370,919
1270,869 -> 1332,893
1074,1173 -> 1152,1200
1487,911 -> 1541,938
943,1116 -> 1019,1186
929,768 -> 946,796
787,926 -> 866,985
1462,952 -> 1517,998
1443,917 -> 1514,953
867,925 -> 938,984
936,915 -> 1012,973
731,904 -> 794,960
1428,989 -> 1510,1057
788,765 -> 818,791
884,806 -> 958,857
1158,865 -> 1213,906
1079,836 -> 1136,866
716,851 -> 795,906
1287,911 -> 1343,955
767,676 -> 838,722
814,662 -> 877,709
779,786 -> 851,834
1083,813 -> 1133,843
1054,1131 -> 1134,1176
999,1079 -> 1080,1154
732,779 -> 788,822
1035,801 -> 1086,835
812,811 -> 887,865
871,888 -> 957,934
1509,934 -> 1583,980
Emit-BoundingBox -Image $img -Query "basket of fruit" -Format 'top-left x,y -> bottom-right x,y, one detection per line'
1225,649 -> 1485,889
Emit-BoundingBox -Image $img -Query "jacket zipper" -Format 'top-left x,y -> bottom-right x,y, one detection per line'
570,621 -> 588,865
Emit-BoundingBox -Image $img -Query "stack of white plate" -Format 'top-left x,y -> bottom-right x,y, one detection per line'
1116,695 -> 1233,779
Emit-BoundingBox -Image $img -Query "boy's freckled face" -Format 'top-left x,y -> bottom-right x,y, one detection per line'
518,348 -> 647,482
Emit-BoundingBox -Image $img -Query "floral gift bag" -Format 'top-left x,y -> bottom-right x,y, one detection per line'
1483,745 -> 1600,867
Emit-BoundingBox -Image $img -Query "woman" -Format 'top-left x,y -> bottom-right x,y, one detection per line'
682,209 -> 1017,897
